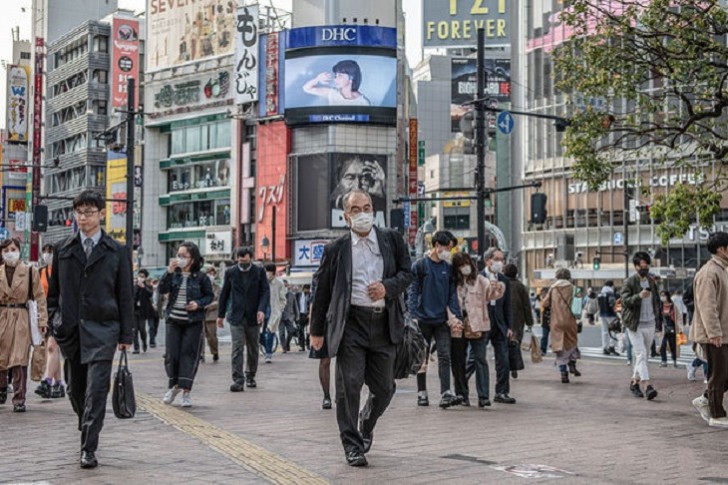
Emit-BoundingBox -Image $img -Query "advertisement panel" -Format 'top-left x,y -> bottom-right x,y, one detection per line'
30,37 -> 44,261
408,119 -> 418,245
451,58 -> 511,132
284,25 -> 397,125
146,0 -> 236,71
106,152 -> 127,243
258,32 -> 285,117
6,65 -> 29,142
111,17 -> 140,110
234,4 -> 259,104
149,69 -> 231,119
297,154 -> 329,231
423,0 -> 510,48
330,153 -> 387,229
293,239 -> 330,268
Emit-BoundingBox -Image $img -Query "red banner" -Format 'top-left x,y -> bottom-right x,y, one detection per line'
111,17 -> 140,110
30,37 -> 44,262
408,118 -> 418,245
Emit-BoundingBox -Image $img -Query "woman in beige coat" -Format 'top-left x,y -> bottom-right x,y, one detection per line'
542,268 -> 580,383
450,252 -> 506,407
0,238 -> 49,411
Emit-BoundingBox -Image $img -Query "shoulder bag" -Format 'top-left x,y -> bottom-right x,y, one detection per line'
112,349 -> 136,419
26,267 -> 42,347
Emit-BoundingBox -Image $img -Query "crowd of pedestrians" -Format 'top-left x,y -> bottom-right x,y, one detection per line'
3,188 -> 728,470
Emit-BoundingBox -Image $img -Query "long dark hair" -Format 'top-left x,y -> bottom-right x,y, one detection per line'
179,241 -> 204,273
452,252 -> 477,287
0,238 -> 22,265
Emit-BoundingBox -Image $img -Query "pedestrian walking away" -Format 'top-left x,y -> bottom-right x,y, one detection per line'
539,288 -> 551,356
132,269 -> 155,354
659,289 -> 682,369
202,266 -> 221,363
621,251 -> 662,401
280,280 -> 300,353
159,241 -> 213,408
598,281 -> 620,356
0,239 -> 49,412
503,263 -> 533,379
46,190 -> 135,469
217,247 -> 270,392
310,189 -> 413,467
689,232 -> 728,428
262,263 -> 287,363
542,269 -> 581,383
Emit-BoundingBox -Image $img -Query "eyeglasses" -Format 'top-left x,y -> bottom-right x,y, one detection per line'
74,209 -> 99,218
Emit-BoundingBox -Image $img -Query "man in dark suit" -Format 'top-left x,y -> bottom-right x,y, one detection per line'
47,190 -> 134,469
310,189 -> 413,467
217,247 -> 270,391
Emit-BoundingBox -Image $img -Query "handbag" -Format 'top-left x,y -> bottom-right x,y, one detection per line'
570,287 -> 583,318
508,339 -> 525,371
394,317 -> 428,380
530,335 -> 543,363
676,331 -> 688,346
112,350 -> 136,419
30,342 -> 47,381
26,268 -> 42,347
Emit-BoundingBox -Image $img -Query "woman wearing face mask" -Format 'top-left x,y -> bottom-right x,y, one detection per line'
449,252 -> 505,407
0,238 -> 49,411
542,268 -> 581,383
158,241 -> 213,407
659,289 -> 681,368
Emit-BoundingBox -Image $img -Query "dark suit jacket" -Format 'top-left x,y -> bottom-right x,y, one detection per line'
310,227 -> 413,357
218,263 -> 270,326
134,282 -> 156,319
47,230 -> 134,364
481,271 -> 512,337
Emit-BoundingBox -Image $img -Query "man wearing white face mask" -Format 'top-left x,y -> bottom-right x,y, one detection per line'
310,189 -> 412,467
408,230 -> 463,408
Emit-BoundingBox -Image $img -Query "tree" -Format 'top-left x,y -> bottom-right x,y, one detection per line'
553,0 -> 727,243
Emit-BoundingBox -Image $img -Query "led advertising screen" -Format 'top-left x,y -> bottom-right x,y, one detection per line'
284,25 -> 397,125
451,58 -> 511,132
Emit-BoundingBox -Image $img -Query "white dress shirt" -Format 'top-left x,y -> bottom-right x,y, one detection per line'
350,229 -> 385,308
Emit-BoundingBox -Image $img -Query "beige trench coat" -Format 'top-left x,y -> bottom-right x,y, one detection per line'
542,279 -> 578,353
0,263 -> 49,370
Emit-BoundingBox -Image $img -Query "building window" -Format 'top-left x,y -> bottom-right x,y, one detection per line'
167,159 -> 231,192
93,35 -> 108,53
93,70 -> 108,84
167,200 -> 215,229
169,120 -> 231,156
444,212 -> 470,230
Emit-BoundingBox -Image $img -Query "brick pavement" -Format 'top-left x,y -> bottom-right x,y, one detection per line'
2,342 -> 728,484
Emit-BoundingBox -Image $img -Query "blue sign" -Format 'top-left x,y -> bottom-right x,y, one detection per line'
497,111 -> 515,135
403,201 -> 411,227
287,25 -> 397,50
614,232 -> 624,245
0,228 -> 9,241
308,114 -> 370,123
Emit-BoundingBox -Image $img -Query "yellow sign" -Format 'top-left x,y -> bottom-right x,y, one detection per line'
105,155 -> 127,243
443,192 -> 472,208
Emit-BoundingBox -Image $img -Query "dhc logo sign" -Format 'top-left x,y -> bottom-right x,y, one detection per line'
321,27 -> 357,42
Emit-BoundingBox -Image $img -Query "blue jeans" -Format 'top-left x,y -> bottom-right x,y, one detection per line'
453,334 -> 489,399
419,322 -> 452,395
261,327 -> 275,356
625,331 -> 633,363
540,325 -> 550,355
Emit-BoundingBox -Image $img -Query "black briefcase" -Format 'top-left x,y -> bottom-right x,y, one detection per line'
508,340 -> 525,371
112,350 -> 136,419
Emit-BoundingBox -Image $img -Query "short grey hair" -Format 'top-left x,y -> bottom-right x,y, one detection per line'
342,189 -> 373,212
555,268 -> 571,280
483,247 -> 503,262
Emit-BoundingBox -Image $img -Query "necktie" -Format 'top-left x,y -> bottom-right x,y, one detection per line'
84,238 -> 94,259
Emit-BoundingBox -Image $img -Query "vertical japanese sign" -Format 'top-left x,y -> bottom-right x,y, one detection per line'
408,118 -> 418,246
106,152 -> 128,243
111,17 -> 140,110
264,32 -> 280,116
6,65 -> 29,142
234,4 -> 259,104
30,37 -> 44,261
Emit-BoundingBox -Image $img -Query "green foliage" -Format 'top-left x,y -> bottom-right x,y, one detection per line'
553,0 -> 728,241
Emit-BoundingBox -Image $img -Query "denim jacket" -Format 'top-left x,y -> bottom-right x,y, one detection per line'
159,270 -> 214,323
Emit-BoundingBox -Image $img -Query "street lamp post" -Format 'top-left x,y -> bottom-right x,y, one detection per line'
125,77 -> 135,253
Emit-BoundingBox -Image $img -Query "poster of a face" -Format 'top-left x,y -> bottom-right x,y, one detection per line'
330,153 -> 387,228
285,55 -> 396,109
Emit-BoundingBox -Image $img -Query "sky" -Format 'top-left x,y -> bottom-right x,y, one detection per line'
0,0 -> 424,130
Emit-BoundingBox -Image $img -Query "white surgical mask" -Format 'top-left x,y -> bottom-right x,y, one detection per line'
438,250 -> 452,263
43,253 -> 53,266
350,212 -> 374,233
3,251 -> 20,267
491,261 -> 504,273
661,296 -> 668,303
177,257 -> 190,269
459,266 -> 472,276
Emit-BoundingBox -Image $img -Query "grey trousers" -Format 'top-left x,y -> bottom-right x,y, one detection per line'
230,324 -> 261,383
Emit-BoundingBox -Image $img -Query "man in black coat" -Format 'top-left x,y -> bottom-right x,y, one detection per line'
310,190 -> 413,467
132,268 -> 156,353
217,247 -> 270,391
47,190 -> 134,469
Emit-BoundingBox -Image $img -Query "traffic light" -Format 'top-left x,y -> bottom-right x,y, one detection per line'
531,193 -> 547,224
593,256 -> 601,270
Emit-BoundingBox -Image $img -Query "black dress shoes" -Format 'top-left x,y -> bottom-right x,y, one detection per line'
246,378 -> 257,388
322,397 -> 332,409
478,398 -> 491,408
230,382 -> 245,392
0,387 -> 8,404
345,451 -> 368,467
80,450 -> 98,469
13,403 -> 26,412
494,393 -> 516,404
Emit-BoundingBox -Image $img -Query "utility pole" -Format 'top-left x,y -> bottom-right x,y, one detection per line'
623,159 -> 629,279
476,27 -> 487,260
126,77 -> 135,252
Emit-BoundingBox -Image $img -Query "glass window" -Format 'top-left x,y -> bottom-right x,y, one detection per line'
444,212 -> 470,230
215,121 -> 230,149
185,126 -> 201,153
171,130 -> 185,155
193,161 -> 218,189
215,199 -> 231,225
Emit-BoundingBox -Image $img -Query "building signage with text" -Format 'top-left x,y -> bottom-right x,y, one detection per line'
111,17 -> 140,110
6,65 -> 29,142
150,70 -> 231,119
423,0 -> 510,48
234,4 -> 259,105
293,239 -> 330,267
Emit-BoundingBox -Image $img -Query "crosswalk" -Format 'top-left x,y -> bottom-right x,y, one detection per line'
579,345 -> 697,367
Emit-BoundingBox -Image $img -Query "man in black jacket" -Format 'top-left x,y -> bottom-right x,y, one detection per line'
310,189 -> 413,467
47,190 -> 134,469
132,268 -> 155,353
217,247 -> 270,391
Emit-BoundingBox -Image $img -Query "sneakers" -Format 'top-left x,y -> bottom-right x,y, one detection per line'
246,378 -> 257,388
645,385 -> 658,401
213,353 -> 219,362
608,347 -> 620,356
13,403 -> 26,412
659,361 -> 668,368
693,396 -> 710,423
673,362 -> 679,369
439,391 -> 461,408
630,382 -> 644,398
322,397 -> 332,409
417,391 -> 429,407
687,365 -> 697,381
709,417 -> 728,428
163,387 -> 181,404
35,380 -> 52,399
181,392 -> 192,408
50,383 -> 66,399
265,354 -> 272,363
477,398 -> 491,408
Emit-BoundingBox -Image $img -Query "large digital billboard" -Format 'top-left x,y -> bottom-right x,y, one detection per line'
451,58 -> 511,132
284,25 -> 397,125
